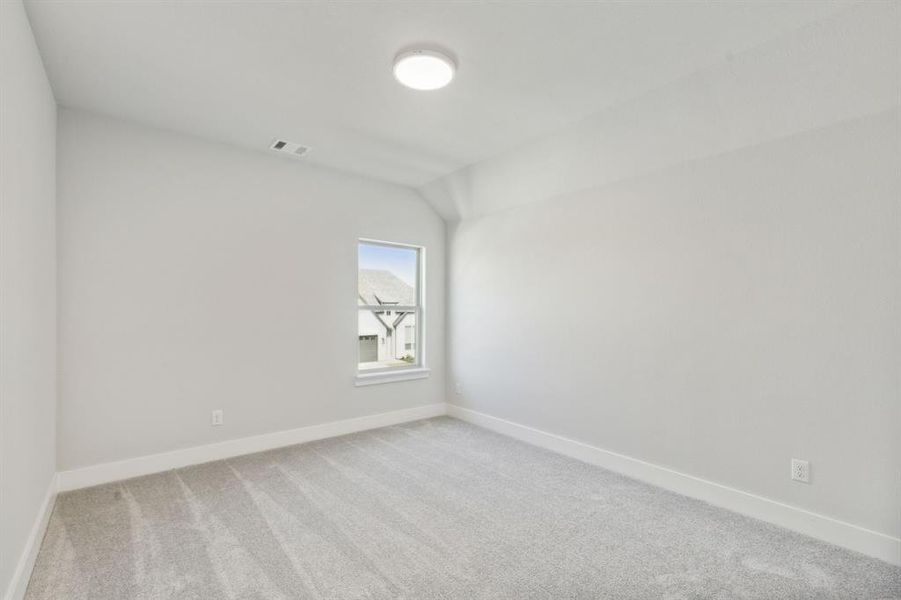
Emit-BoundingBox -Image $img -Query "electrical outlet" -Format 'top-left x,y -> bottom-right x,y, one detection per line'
454,381 -> 464,395
211,409 -> 224,427
791,459 -> 810,483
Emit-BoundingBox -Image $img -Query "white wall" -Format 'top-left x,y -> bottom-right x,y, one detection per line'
441,1 -> 900,545
0,0 -> 58,595
56,109 -> 445,471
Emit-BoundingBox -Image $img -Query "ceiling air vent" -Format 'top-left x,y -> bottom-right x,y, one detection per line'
269,138 -> 310,158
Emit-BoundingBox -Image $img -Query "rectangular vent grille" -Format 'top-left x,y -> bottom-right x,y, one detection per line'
269,138 -> 310,158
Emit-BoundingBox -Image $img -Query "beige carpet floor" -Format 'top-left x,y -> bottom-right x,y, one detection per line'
26,416 -> 901,599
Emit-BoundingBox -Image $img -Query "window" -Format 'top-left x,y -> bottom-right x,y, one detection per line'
357,239 -> 428,385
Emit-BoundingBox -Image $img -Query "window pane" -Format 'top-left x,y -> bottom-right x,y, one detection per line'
358,243 -> 418,307
358,241 -> 421,372
358,309 -> 417,370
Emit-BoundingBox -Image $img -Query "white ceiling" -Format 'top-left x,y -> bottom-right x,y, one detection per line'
25,0 -> 848,188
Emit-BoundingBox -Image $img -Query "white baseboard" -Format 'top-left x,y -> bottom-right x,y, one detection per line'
45,401 -> 901,567
57,403 -> 447,492
447,404 -> 901,566
3,475 -> 58,600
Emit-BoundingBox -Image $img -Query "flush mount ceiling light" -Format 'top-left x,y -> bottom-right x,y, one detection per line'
393,49 -> 456,90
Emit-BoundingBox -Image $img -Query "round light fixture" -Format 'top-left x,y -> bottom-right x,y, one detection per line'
393,49 -> 455,91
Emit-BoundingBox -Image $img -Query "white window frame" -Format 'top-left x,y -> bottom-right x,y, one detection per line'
355,238 -> 429,386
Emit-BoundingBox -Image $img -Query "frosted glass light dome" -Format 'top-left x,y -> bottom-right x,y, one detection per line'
393,50 -> 455,90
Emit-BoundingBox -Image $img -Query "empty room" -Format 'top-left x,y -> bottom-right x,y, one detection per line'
2,0 -> 900,598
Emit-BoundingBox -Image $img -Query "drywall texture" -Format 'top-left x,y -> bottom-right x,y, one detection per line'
447,107 -> 901,540
0,0 -> 58,595
56,109 -> 445,471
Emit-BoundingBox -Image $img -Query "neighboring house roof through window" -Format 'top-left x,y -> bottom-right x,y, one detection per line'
358,269 -> 415,306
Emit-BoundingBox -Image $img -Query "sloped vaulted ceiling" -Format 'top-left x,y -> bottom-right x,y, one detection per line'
420,2 -> 901,220
24,0 -> 887,220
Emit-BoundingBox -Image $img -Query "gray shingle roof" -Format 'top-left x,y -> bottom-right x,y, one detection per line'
358,269 -> 415,305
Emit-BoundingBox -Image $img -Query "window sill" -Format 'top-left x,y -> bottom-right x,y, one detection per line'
355,367 -> 431,387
